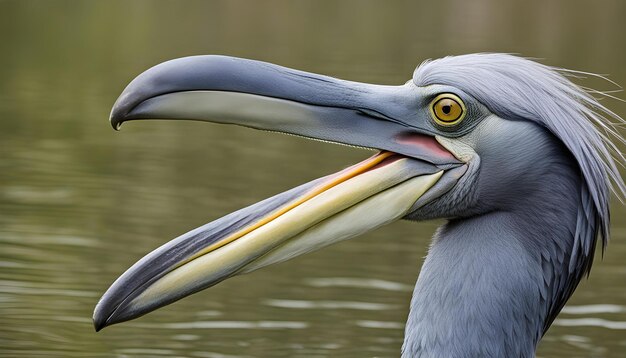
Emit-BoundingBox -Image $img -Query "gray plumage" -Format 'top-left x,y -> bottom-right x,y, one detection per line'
97,54 -> 625,357
403,54 -> 625,357
414,54 -> 625,254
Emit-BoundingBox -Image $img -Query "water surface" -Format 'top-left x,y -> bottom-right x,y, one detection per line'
1,1 -> 625,357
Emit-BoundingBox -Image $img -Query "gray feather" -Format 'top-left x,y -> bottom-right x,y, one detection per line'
413,53 -> 625,272
403,54 -> 625,356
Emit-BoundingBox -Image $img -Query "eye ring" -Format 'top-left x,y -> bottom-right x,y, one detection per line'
430,93 -> 466,126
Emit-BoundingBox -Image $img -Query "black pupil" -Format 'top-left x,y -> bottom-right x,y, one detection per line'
442,104 -> 451,115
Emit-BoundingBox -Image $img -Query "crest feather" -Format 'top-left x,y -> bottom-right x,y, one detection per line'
413,53 -> 626,271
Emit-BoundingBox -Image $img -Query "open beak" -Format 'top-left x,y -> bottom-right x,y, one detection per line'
94,56 -> 467,331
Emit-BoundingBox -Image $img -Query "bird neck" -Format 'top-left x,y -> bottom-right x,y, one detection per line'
402,183 -> 581,357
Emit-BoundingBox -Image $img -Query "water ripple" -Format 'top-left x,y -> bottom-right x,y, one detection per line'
191,352 -> 253,358
305,277 -> 413,291
554,318 -> 626,330
132,321 -> 309,330
0,280 -> 97,298
116,348 -> 176,356
0,233 -> 100,247
355,320 -> 404,329
561,304 -> 625,314
264,298 -> 398,310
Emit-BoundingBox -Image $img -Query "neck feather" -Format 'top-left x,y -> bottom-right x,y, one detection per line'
402,165 -> 582,357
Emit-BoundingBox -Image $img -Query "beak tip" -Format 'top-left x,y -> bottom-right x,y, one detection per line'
93,313 -> 107,332
93,299 -> 114,332
109,107 -> 125,131
111,121 -> 123,131
109,89 -> 139,130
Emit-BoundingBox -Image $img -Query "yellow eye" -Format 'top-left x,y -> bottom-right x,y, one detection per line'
430,93 -> 465,126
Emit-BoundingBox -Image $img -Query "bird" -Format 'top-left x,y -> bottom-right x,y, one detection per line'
94,54 -> 625,357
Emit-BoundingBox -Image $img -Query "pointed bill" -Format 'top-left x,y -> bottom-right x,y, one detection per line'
94,56 -> 468,331
94,151 -> 462,329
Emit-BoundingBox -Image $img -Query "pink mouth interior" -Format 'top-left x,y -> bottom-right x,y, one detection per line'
395,133 -> 456,161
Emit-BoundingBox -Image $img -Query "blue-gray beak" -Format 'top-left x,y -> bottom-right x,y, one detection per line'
95,56 -> 466,331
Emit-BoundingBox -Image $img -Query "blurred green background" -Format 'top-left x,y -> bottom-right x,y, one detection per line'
1,0 -> 625,357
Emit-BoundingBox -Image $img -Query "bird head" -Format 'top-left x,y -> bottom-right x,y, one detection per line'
94,54 -> 624,331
